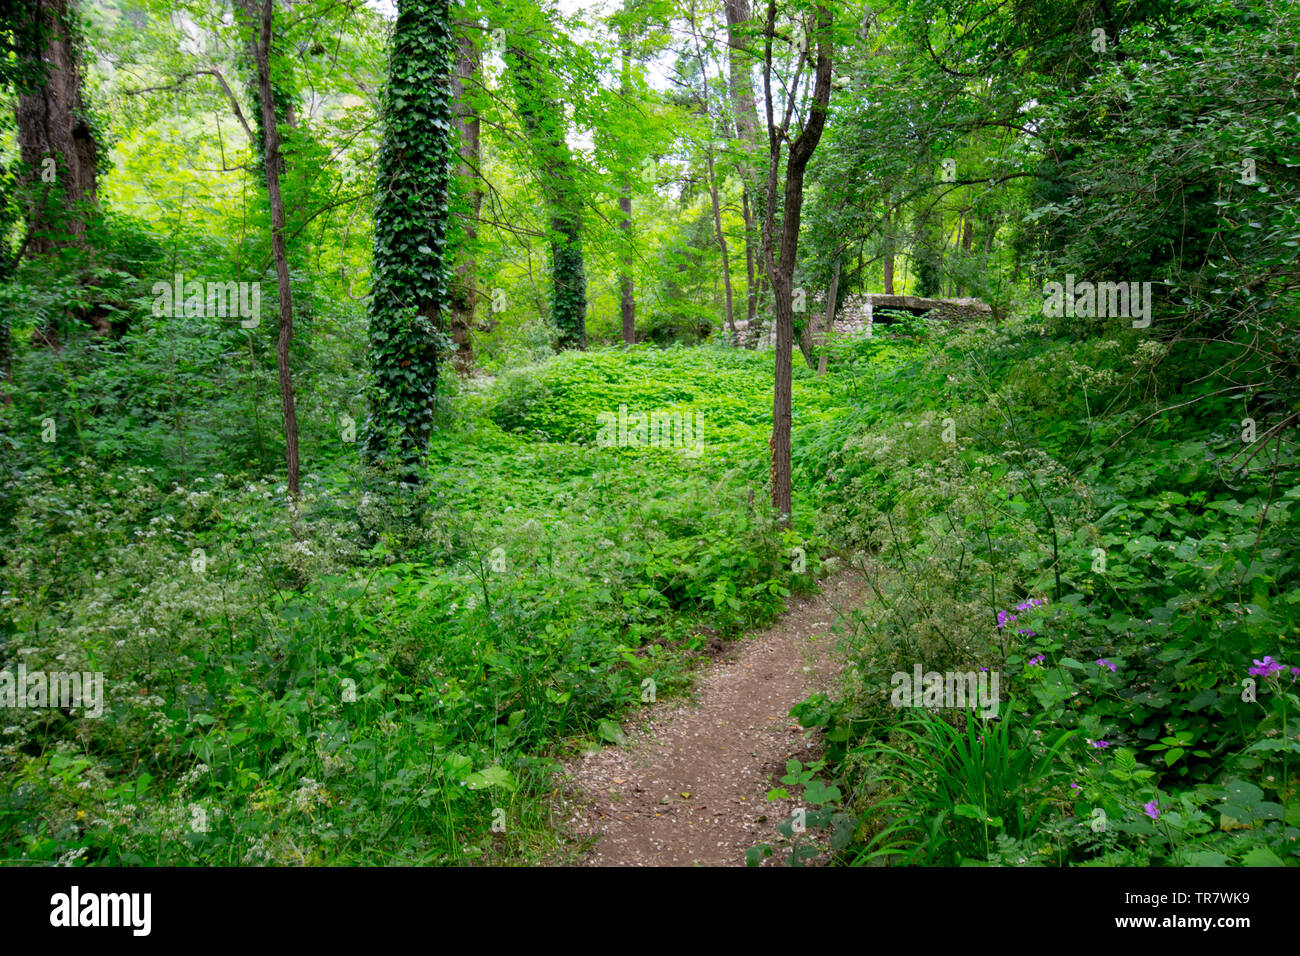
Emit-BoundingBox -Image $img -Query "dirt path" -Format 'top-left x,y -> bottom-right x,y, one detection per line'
553,573 -> 862,867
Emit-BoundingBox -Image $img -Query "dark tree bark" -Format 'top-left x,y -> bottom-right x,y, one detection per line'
762,1 -> 833,521
13,0 -> 99,259
234,0 -> 296,177
254,0 -> 299,500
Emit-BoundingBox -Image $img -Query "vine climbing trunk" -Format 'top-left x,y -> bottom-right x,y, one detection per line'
364,0 -> 455,476
450,23 -> 482,373
505,39 -> 587,350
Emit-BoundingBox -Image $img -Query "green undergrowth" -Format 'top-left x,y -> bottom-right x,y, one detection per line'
2,335 -> 911,865
780,315 -> 1300,867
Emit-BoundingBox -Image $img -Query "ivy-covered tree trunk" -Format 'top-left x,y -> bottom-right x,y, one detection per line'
449,23 -> 482,374
505,41 -> 586,350
12,0 -> 99,260
363,0 -> 454,472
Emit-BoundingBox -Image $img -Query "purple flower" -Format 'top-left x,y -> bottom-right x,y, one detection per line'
1248,656 -> 1285,678
1143,799 -> 1160,820
1028,654 -> 1045,667
1070,782 -> 1080,790
1090,739 -> 1109,749
1096,658 -> 1117,672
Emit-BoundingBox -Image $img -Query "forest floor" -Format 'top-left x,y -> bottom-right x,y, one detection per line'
552,572 -> 864,866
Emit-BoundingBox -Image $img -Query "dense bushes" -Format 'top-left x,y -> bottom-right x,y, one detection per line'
1,337 -> 832,864
791,318 -> 1300,866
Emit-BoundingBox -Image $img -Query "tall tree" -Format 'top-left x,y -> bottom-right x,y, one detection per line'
762,0 -> 833,520
364,0 -> 455,473
234,0 -> 297,178
253,0 -> 300,499
685,1 -> 736,342
505,23 -> 587,350
12,0 -> 100,260
449,18 -> 484,372
723,0 -> 764,342
617,2 -> 636,345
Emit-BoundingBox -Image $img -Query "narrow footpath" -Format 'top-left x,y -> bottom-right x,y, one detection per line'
554,573 -> 863,866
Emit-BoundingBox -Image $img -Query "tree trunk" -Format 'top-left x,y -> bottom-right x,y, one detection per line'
364,0 -> 454,473
958,218 -> 973,296
235,0 -> 296,177
763,1 -> 833,521
14,0 -> 99,259
0,315 -> 10,404
882,206 -> 895,294
685,6 -> 736,343
620,191 -> 635,344
619,12 -> 635,345
705,154 -> 736,342
817,256 -> 841,376
797,309 -> 815,368
741,188 -> 757,338
983,213 -> 998,252
506,43 -> 586,349
745,269 -> 771,349
724,0 -> 764,344
450,24 -> 482,373
254,0 -> 299,500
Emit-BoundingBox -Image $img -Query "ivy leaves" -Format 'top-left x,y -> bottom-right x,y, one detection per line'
364,0 -> 457,472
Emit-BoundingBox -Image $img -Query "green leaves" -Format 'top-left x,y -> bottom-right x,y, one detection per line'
597,719 -> 627,746
802,779 -> 841,806
463,765 -> 517,792
365,0 -> 456,469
